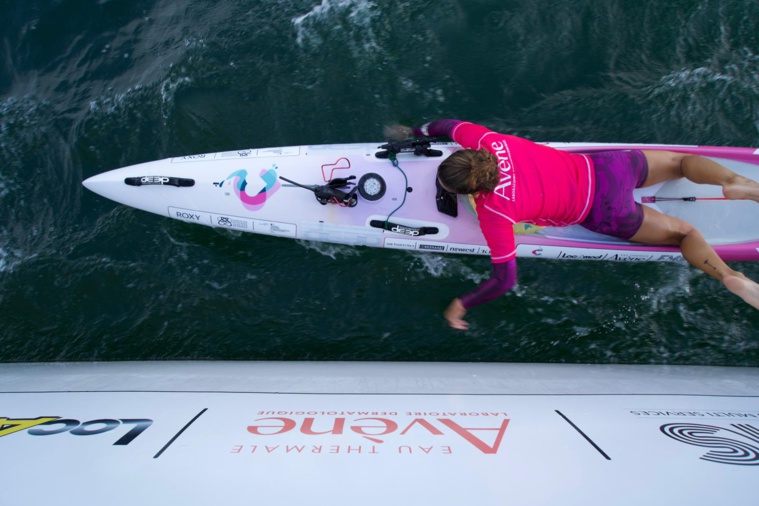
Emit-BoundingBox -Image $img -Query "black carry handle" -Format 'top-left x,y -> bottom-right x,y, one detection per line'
369,220 -> 439,236
375,137 -> 443,158
125,176 -> 195,187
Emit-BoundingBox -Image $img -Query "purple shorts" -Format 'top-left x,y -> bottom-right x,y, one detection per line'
580,150 -> 649,240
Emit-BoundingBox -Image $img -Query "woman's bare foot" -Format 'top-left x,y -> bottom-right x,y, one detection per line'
723,275 -> 759,309
723,176 -> 759,202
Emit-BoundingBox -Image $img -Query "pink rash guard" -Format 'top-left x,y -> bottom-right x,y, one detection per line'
416,120 -> 596,309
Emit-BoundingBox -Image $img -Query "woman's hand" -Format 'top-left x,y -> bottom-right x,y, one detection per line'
383,124 -> 414,141
444,298 -> 469,330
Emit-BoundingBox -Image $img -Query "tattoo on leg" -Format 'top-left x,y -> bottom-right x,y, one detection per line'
704,259 -> 718,271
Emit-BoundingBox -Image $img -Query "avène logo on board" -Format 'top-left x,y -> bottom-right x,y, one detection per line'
231,411 -> 511,457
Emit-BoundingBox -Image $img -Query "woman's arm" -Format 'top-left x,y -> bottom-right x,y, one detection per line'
444,259 -> 517,329
384,119 -> 464,141
413,119 -> 463,138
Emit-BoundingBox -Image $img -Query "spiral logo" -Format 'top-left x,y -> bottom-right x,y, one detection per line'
660,423 -> 759,466
224,166 -> 280,212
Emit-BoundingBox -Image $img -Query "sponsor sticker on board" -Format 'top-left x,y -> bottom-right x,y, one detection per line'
168,207 -> 212,224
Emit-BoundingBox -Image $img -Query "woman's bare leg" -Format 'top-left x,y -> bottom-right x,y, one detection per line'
630,206 -> 739,280
641,150 -> 759,201
630,195 -> 759,309
637,151 -> 759,308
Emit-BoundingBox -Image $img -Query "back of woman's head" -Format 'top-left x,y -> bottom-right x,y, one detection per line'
437,149 -> 498,194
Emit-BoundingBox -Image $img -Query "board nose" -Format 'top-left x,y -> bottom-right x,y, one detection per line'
82,173 -> 100,190
82,172 -> 114,197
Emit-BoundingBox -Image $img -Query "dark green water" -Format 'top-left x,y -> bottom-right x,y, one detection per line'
1,0 -> 758,364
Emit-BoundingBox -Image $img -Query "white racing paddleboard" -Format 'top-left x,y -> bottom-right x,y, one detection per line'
83,140 -> 759,262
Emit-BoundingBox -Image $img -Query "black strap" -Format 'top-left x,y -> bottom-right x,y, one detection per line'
369,220 -> 439,237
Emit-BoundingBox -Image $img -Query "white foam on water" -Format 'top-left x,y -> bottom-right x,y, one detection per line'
88,84 -> 147,115
0,243 -> 27,273
292,0 -> 380,55
0,96 -> 49,273
408,252 -> 448,278
297,239 -> 363,260
0,246 -> 9,273
160,76 -> 192,106
403,251 -> 489,283
206,280 -> 229,291
647,49 -> 759,115
85,75 -> 190,122
638,266 -> 693,313
1,96 -> 49,155
0,173 -> 8,199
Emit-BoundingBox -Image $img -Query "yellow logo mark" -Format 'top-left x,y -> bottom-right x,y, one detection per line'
0,417 -> 60,438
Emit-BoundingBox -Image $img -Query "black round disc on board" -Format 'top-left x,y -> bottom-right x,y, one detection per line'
358,172 -> 386,201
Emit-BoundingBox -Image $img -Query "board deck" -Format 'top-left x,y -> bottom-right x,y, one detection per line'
83,141 -> 759,262
1,361 -> 758,504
